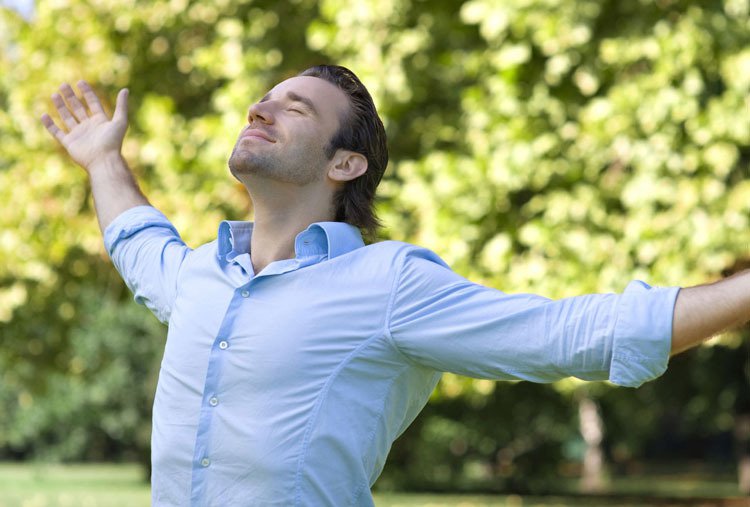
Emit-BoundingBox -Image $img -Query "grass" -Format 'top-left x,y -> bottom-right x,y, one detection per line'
0,463 -> 147,507
0,462 -> 746,507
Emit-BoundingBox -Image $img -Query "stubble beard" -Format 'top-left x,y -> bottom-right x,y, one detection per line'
228,142 -> 327,187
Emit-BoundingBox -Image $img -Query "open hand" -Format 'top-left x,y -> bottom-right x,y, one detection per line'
41,81 -> 129,172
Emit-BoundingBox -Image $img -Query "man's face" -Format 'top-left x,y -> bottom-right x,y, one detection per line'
228,76 -> 350,186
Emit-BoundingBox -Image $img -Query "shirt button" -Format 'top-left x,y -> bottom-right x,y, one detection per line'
200,458 -> 210,467
219,340 -> 228,350
240,289 -> 249,298
209,396 -> 219,407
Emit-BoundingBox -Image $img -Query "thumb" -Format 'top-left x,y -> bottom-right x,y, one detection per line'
112,88 -> 129,123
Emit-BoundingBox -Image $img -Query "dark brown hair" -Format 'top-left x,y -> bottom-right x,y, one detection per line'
298,65 -> 388,242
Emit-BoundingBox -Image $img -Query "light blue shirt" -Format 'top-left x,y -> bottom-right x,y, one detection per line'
104,205 -> 680,506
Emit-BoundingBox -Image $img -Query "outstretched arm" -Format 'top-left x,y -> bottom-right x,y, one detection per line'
671,271 -> 750,355
41,81 -> 148,233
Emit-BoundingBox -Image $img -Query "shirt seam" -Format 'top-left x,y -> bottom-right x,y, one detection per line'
137,223 -> 188,324
609,292 -> 652,378
612,351 -> 661,362
292,332 -> 390,506
104,205 -> 154,251
108,214 -> 184,324
171,246 -> 189,314
350,362 -> 411,505
163,237 -> 191,324
500,365 -> 609,379
382,247 -> 428,369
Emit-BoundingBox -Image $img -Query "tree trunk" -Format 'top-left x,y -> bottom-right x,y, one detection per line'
736,414 -> 750,495
579,394 -> 606,493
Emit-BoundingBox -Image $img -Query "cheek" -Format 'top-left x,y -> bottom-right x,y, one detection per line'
292,127 -> 331,157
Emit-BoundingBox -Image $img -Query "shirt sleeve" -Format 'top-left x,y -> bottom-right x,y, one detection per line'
103,205 -> 191,324
387,248 -> 680,388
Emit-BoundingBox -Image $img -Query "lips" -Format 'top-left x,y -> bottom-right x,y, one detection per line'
241,128 -> 275,143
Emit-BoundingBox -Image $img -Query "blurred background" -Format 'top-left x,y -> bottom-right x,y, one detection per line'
1,0 -> 749,504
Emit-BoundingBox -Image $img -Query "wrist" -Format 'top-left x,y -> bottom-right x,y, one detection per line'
87,151 -> 127,175
87,153 -> 137,191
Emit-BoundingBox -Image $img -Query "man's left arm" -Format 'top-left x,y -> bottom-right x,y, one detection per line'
671,270 -> 750,355
387,247 -> 680,388
387,246 -> 749,387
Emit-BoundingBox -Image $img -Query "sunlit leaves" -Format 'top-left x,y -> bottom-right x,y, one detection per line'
1,0 -> 748,488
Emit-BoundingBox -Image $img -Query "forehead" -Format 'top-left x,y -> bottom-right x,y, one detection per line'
267,76 -> 349,119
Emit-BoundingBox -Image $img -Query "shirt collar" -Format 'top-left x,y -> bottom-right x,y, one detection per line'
217,220 -> 364,262
218,221 -> 253,262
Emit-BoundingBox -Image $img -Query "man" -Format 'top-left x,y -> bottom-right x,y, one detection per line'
41,65 -> 748,506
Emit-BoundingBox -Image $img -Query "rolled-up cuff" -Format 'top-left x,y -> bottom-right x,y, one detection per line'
103,205 -> 178,256
609,281 -> 681,388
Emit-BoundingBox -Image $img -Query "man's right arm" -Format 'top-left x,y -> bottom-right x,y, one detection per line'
41,81 -> 148,233
42,82 -> 189,324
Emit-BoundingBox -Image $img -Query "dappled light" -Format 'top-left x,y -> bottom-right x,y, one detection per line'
1,0 -> 749,503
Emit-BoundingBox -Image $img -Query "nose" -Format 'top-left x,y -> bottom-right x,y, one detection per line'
247,101 -> 273,125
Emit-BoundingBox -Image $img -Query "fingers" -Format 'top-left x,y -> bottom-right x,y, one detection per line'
59,83 -> 88,122
40,113 -> 65,144
77,80 -> 106,116
43,81 -> 128,142
112,88 -> 129,124
51,91 -> 78,130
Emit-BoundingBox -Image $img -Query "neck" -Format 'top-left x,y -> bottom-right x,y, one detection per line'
246,179 -> 336,274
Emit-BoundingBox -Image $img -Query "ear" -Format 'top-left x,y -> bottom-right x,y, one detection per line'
327,150 -> 368,183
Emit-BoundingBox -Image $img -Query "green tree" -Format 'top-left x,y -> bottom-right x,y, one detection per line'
1,0 -> 748,494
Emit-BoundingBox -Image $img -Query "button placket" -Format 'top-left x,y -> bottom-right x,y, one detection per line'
190,275 -> 254,501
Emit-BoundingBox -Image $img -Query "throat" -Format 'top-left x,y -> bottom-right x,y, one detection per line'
249,239 -> 296,275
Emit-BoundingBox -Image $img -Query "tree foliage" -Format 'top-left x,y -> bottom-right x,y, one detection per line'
1,0 -> 748,492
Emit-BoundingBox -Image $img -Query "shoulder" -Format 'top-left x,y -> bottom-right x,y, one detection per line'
360,240 -> 439,258
178,238 -> 219,268
357,240 -> 452,274
193,238 -> 219,254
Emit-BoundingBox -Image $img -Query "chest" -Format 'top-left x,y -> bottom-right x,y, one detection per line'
164,260 -> 392,392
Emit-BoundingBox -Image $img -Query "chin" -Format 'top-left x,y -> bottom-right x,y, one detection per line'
229,150 -> 266,175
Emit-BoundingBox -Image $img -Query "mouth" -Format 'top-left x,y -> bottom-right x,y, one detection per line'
240,128 -> 275,143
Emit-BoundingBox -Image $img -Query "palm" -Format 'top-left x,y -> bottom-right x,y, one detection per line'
62,112 -> 126,168
41,81 -> 129,171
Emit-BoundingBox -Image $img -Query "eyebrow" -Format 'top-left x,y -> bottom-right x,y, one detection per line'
260,91 -> 319,116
